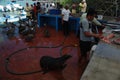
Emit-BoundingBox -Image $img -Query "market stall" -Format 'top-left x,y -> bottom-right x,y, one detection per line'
80,24 -> 120,80
38,13 -> 80,34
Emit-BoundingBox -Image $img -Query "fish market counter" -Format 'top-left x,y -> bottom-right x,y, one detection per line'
80,41 -> 120,80
37,13 -> 80,34
80,26 -> 120,80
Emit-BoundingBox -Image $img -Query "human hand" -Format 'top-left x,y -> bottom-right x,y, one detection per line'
95,34 -> 104,39
101,37 -> 111,43
100,33 -> 114,44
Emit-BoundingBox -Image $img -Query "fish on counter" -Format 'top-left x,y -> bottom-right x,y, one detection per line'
101,33 -> 115,43
112,38 -> 120,45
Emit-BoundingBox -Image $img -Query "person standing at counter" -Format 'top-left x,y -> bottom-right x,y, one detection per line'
25,3 -> 32,19
79,0 -> 87,14
79,10 -> 103,62
81,10 -> 104,43
36,2 -> 41,16
61,4 -> 71,36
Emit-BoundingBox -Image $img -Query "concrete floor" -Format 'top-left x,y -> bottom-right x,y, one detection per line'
0,26 -> 88,80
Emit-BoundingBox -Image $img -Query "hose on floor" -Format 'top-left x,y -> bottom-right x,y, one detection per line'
5,36 -> 78,75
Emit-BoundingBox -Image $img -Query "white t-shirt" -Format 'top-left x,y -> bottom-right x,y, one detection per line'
62,8 -> 71,21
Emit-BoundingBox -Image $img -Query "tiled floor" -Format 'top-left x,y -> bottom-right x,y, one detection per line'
0,26 -> 88,80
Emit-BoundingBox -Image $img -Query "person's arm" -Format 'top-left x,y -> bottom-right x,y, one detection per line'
92,17 -> 102,26
82,20 -> 103,39
61,15 -> 64,24
93,17 -> 105,29
84,31 -> 103,39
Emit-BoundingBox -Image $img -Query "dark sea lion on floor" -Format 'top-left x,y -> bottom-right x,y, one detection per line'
40,54 -> 72,74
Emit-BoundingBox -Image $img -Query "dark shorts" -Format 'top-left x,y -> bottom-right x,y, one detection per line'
62,21 -> 69,36
80,40 -> 93,57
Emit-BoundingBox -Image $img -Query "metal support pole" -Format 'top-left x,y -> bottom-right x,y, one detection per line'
115,0 -> 118,17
